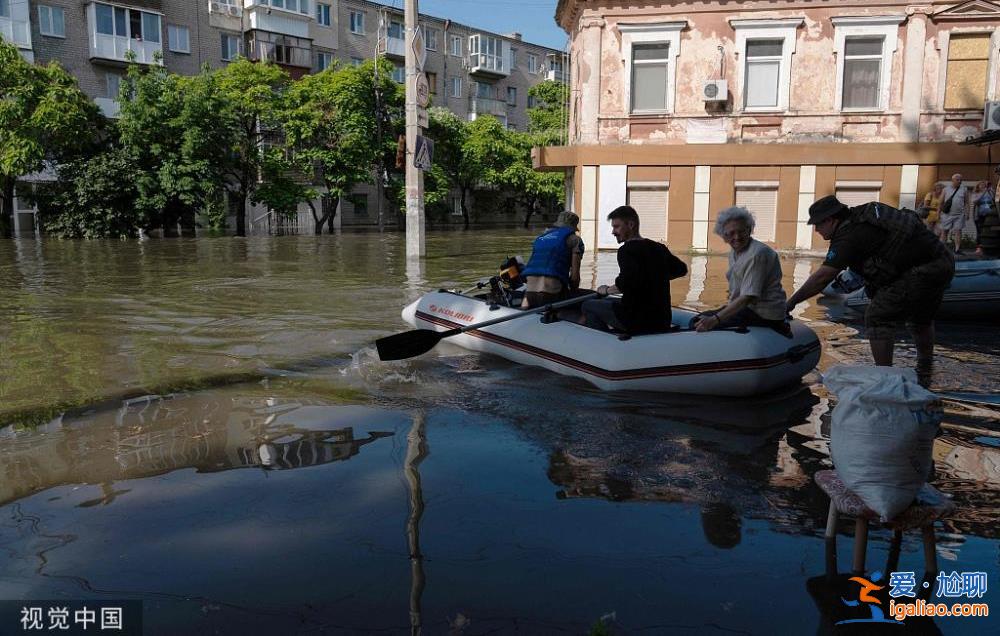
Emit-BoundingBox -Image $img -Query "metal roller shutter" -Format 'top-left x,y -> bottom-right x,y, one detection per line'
626,187 -> 669,242
835,188 -> 881,208
735,186 -> 778,243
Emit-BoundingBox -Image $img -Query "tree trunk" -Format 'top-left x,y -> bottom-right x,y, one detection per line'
522,198 -> 538,229
460,188 -> 470,230
325,196 -> 337,234
0,176 -> 15,238
235,190 -> 247,236
310,199 -> 327,235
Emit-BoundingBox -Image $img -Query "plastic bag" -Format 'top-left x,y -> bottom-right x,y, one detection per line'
824,365 -> 942,522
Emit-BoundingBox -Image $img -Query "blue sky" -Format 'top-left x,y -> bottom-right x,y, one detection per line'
385,0 -> 568,50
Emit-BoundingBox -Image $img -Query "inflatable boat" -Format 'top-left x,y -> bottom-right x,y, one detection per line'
823,259 -> 1000,320
400,291 -> 821,397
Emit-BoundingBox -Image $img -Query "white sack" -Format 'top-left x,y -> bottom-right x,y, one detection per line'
824,365 -> 942,522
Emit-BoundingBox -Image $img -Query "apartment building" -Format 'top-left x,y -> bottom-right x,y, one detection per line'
5,0 -> 566,234
537,1 -> 999,254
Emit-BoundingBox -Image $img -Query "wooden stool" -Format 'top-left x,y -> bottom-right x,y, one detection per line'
814,470 -> 955,577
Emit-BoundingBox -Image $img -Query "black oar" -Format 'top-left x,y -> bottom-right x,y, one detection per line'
376,292 -> 599,361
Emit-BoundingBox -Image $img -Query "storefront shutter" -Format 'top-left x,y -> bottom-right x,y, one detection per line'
626,187 -> 668,242
835,187 -> 881,208
735,186 -> 778,243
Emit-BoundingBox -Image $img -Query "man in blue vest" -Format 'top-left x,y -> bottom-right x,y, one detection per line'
520,211 -> 585,308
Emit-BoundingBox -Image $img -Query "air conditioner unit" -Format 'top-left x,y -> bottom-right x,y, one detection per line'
210,1 -> 222,13
227,4 -> 241,16
985,101 -> 1000,131
702,79 -> 728,102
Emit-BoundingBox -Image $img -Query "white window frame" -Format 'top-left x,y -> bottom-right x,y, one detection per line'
38,5 -> 66,38
450,34 -> 462,57
167,24 -> 189,54
349,10 -> 365,35
450,76 -> 462,98
391,64 -> 405,84
832,15 -> 904,112
527,53 -> 537,73
316,2 -> 331,27
351,57 -> 363,67
509,47 -> 517,70
106,72 -> 122,99
423,26 -> 438,51
619,21 -> 686,115
506,86 -> 517,106
731,19 -> 802,113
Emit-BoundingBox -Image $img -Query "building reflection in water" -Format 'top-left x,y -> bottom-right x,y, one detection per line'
0,393 -> 395,508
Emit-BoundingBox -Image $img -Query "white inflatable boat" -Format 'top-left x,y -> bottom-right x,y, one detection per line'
823,259 -> 1000,320
400,291 -> 821,397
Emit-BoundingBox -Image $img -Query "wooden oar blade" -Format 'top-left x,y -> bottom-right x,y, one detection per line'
375,329 -> 444,361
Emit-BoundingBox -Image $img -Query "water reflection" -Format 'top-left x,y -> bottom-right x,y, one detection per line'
0,392 -> 394,508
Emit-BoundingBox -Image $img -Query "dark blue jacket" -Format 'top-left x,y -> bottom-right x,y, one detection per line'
522,226 -> 576,286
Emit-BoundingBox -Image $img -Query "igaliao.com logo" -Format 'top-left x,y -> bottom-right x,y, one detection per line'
837,570 -> 900,626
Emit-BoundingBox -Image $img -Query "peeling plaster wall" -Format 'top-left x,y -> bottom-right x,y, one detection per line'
563,1 -> 1000,147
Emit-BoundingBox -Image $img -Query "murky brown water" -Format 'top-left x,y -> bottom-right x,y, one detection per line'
1,232 -> 997,634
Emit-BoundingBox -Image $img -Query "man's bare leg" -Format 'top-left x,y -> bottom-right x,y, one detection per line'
869,337 -> 894,366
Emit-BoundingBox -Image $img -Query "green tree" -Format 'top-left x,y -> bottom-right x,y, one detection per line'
527,80 -> 569,142
505,129 -> 565,228
282,60 -> 402,233
214,58 -> 290,236
117,61 -> 233,234
34,146 -> 144,239
0,39 -> 99,237
251,150 -> 318,228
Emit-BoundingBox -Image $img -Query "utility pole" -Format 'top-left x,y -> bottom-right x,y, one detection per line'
405,0 -> 425,258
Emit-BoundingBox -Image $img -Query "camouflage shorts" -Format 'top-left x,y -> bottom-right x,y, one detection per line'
865,251 -> 955,339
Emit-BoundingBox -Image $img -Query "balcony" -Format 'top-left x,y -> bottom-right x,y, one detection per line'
0,16 -> 30,49
88,3 -> 163,65
468,34 -> 509,78
247,33 -> 312,69
545,68 -> 568,83
380,35 -> 405,58
246,0 -> 312,39
469,96 -> 508,118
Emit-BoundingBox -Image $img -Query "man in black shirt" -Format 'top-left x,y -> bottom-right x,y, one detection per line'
581,205 -> 687,334
786,195 -> 954,367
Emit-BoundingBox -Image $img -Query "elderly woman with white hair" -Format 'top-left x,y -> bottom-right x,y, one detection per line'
693,206 -> 788,333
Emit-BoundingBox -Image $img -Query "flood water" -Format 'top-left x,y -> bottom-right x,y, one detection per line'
1,232 -> 998,634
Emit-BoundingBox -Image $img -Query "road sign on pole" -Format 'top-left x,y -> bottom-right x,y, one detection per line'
410,25 -> 427,71
413,136 -> 433,170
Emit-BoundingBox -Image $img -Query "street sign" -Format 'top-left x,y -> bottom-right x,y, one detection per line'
414,73 -> 430,108
409,26 -> 427,71
413,135 -> 433,170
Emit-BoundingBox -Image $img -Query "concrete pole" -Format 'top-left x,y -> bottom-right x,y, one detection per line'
405,0 -> 425,258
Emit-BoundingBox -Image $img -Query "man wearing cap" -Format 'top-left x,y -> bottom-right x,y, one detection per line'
786,195 -> 954,367
520,210 -> 585,308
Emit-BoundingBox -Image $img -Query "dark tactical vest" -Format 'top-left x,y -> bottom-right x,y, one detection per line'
838,202 -> 928,293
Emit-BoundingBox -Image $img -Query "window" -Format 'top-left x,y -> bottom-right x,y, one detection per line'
451,196 -> 463,216
744,40 -> 783,109
835,183 -> 882,208
316,51 -> 334,71
424,26 -> 438,51
527,53 -> 537,73
450,76 -> 462,98
316,3 -> 331,27
630,43 -> 670,112
106,73 -> 122,99
626,185 -> 669,242
474,81 -> 494,99
388,20 -> 403,40
221,33 -> 241,61
392,64 -> 405,84
426,72 -> 437,94
833,16 -> 903,112
527,94 -> 537,108
470,34 -> 502,72
842,37 -> 883,110
944,33 -> 991,110
509,48 -> 517,70
735,184 -> 778,243
506,86 -> 517,106
351,194 -> 368,217
0,0 -> 8,18
38,5 -> 66,38
733,19 -> 800,112
450,34 -> 462,57
167,25 -> 189,53
140,12 -> 160,42
350,11 -> 364,35
621,22 -> 684,115
351,57 -> 363,67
